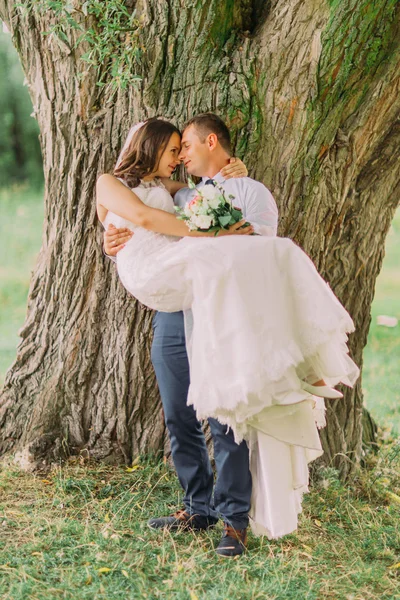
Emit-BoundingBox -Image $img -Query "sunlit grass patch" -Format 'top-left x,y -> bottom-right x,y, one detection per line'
0,450 -> 399,599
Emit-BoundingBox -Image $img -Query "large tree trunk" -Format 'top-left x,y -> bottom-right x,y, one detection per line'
0,0 -> 399,476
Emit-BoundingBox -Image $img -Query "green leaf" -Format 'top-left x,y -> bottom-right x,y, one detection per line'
231,208 -> 243,221
218,215 -> 232,227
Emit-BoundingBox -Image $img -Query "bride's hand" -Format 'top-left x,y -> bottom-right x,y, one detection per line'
220,157 -> 248,179
218,220 -> 254,236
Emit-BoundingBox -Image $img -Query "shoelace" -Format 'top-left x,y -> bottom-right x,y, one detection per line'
173,509 -> 191,521
224,524 -> 247,544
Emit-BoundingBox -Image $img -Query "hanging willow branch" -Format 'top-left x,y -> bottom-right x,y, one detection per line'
15,0 -> 144,88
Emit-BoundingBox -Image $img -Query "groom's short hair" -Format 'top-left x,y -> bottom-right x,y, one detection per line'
184,113 -> 231,154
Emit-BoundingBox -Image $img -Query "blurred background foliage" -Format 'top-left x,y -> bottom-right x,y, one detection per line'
0,27 -> 43,189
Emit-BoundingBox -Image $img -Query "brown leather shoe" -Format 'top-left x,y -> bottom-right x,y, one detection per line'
215,523 -> 248,557
148,508 -> 217,531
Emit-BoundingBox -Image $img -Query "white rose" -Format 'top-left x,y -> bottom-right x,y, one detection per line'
192,214 -> 214,229
200,196 -> 209,210
207,194 -> 223,209
189,198 -> 202,215
197,204 -> 210,215
201,185 -> 220,202
184,204 -> 193,217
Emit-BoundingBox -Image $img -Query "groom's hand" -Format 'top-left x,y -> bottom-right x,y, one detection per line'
103,224 -> 133,256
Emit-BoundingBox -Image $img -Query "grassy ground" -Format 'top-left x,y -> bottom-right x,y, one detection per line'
0,189 -> 400,598
0,452 -> 399,600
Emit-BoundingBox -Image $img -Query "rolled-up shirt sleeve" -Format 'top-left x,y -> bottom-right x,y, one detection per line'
245,182 -> 278,237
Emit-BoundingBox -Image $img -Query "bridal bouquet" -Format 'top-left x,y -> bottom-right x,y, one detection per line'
175,179 -> 250,234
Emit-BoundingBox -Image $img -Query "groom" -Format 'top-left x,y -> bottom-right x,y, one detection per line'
104,113 -> 278,556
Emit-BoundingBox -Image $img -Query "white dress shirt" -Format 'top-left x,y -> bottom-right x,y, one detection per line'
174,172 -> 278,236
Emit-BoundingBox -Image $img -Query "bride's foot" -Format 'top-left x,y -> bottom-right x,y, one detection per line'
301,379 -> 343,399
311,379 -> 326,387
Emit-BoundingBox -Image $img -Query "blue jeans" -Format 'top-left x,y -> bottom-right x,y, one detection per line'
151,310 -> 251,529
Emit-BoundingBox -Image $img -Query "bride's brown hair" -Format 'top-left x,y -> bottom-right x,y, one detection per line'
114,117 -> 181,188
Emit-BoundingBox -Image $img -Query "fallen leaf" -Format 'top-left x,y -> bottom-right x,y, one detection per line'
121,570 -> 129,578
388,562 -> 400,570
314,519 -> 322,527
98,567 -> 112,574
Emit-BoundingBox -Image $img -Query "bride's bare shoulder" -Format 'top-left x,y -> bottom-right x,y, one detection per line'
97,173 -> 118,189
96,175 -> 120,222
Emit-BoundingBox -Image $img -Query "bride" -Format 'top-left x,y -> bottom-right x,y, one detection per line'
96,117 -> 359,540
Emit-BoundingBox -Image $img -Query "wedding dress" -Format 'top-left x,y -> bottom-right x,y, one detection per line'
102,178 -> 359,538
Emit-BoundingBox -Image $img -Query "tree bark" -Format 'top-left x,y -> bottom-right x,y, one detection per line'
0,0 -> 399,475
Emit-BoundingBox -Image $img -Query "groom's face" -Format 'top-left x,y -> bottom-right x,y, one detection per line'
179,125 -> 212,177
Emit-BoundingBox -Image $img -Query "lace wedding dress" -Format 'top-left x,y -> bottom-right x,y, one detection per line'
102,179 -> 359,538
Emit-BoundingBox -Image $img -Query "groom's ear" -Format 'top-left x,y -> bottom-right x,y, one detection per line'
207,133 -> 218,151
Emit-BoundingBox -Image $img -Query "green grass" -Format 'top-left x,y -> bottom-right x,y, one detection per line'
0,185 -> 44,386
363,210 -> 400,435
0,453 -> 399,600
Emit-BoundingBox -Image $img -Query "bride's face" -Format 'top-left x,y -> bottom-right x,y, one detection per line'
154,132 -> 181,178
